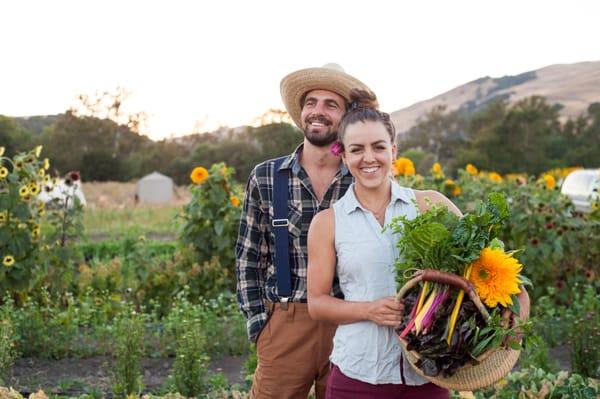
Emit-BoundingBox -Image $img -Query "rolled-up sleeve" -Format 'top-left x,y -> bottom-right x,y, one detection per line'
236,168 -> 269,342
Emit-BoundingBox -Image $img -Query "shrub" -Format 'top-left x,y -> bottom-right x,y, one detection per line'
0,146 -> 50,295
179,163 -> 241,292
111,307 -> 146,398
473,367 -> 600,398
0,317 -> 17,384
172,318 -> 209,397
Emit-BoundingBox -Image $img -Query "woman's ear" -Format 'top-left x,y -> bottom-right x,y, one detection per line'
392,143 -> 398,160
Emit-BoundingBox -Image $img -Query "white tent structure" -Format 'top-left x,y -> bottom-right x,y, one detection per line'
136,172 -> 174,204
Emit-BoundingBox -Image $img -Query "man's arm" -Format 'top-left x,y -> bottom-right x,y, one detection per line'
236,169 -> 269,342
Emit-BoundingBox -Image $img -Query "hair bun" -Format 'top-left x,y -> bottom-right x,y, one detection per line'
348,88 -> 379,111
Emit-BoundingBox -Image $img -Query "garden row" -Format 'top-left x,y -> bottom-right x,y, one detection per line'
0,147 -> 598,397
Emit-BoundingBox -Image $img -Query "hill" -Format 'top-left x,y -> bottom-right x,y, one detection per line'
390,61 -> 600,133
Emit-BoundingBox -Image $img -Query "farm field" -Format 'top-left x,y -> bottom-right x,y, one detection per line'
0,152 -> 598,398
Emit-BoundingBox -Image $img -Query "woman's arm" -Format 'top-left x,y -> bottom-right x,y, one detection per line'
415,189 -> 463,216
307,209 -> 404,326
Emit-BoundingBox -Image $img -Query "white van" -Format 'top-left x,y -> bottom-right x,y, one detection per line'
560,169 -> 600,213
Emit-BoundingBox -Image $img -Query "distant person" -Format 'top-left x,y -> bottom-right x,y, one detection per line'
236,64 -> 374,398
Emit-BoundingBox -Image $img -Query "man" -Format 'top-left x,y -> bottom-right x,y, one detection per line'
236,64 -> 374,398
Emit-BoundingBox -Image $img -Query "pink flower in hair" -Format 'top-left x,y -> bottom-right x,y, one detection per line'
330,142 -> 343,156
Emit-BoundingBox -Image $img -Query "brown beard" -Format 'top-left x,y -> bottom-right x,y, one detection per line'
303,127 -> 338,147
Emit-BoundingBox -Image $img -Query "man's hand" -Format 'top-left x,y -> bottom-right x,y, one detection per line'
365,296 -> 405,327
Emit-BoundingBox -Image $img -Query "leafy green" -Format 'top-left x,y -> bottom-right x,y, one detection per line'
390,193 -> 510,287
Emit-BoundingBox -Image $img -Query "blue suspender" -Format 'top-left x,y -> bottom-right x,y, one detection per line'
272,157 -> 292,309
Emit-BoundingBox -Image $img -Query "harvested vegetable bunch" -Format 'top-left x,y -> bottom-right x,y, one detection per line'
390,193 -> 531,377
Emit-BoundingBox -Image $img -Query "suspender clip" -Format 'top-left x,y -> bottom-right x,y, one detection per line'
272,218 -> 289,227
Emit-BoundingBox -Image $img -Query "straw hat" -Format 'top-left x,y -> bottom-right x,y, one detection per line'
280,63 -> 373,128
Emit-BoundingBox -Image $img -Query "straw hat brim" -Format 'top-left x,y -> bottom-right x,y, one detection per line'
280,67 -> 372,129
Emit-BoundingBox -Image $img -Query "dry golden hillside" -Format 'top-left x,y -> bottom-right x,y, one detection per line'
391,60 -> 600,133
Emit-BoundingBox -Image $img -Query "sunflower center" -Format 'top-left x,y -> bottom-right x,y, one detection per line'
478,269 -> 490,280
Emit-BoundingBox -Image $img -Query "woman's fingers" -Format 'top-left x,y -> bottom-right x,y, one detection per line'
369,297 -> 406,326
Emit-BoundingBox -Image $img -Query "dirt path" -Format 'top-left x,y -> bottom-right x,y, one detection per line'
6,355 -> 247,395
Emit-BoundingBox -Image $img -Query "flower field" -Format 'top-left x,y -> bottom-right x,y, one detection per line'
0,147 -> 598,398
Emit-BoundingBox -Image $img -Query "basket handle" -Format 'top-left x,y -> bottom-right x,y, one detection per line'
396,269 -> 490,320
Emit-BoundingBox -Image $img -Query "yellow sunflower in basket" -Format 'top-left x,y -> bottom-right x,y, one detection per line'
469,247 -> 522,308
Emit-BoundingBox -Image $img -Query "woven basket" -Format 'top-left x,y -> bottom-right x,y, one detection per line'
396,269 -> 521,391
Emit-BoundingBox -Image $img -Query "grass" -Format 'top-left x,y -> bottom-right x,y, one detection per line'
82,206 -> 182,239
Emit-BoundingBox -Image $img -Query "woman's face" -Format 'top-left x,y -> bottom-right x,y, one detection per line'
341,120 -> 397,190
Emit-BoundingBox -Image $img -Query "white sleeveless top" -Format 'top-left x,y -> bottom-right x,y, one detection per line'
330,181 -> 428,385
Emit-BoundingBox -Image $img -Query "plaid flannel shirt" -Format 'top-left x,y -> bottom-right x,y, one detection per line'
236,144 -> 353,342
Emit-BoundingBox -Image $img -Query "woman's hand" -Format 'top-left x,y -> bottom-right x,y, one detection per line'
365,296 -> 405,327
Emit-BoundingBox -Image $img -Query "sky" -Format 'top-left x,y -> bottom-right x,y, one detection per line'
2,0 -> 599,140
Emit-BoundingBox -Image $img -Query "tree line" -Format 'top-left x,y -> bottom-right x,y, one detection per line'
2,95 -> 598,185
399,96 -> 600,176
0,112 -> 302,185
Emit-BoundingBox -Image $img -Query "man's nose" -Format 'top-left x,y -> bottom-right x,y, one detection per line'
313,101 -> 328,114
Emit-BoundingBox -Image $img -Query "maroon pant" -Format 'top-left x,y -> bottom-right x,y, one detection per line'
326,364 -> 449,399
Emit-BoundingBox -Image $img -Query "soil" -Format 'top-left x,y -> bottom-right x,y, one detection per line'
4,345 -> 572,395
5,355 -> 247,396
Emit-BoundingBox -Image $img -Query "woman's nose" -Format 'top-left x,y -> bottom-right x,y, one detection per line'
363,148 -> 375,162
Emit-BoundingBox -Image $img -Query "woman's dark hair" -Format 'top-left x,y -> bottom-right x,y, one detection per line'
337,88 -> 396,146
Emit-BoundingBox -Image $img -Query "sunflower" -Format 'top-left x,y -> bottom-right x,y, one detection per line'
488,172 -> 503,183
34,145 -> 43,157
3,255 -> 15,267
469,247 -> 523,308
0,212 -> 6,223
432,162 -> 444,177
0,146 -> 5,156
466,163 -> 478,176
38,168 -> 45,178
43,158 -> 50,170
0,167 -> 8,179
29,183 -> 41,195
19,186 -> 30,197
543,174 -> 556,190
190,166 -> 209,184
392,157 -> 416,177
230,195 -> 241,207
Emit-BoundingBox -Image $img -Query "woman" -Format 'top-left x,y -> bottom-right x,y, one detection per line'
306,89 -> 457,398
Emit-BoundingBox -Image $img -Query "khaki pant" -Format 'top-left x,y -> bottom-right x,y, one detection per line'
250,303 -> 337,399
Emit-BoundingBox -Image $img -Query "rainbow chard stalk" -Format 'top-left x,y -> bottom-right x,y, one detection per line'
446,265 -> 473,345
420,286 -> 450,334
414,285 -> 439,334
400,281 -> 429,338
